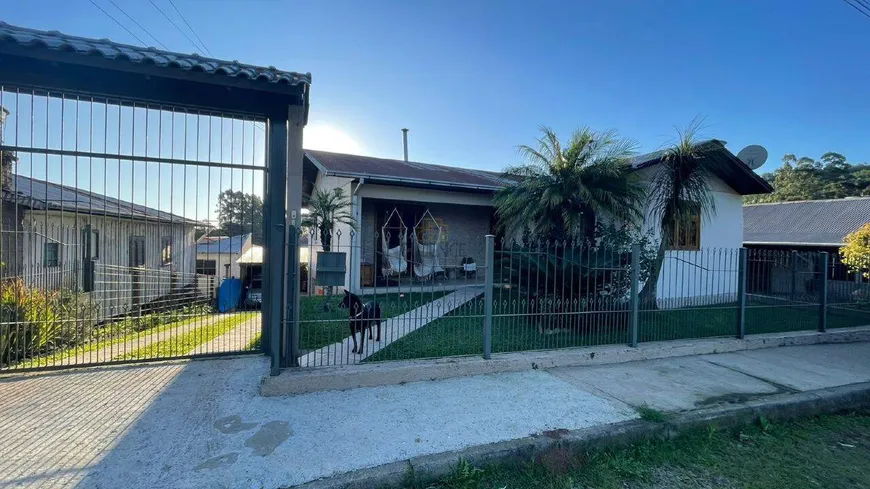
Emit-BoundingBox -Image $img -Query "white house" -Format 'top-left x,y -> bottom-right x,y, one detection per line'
303,139 -> 772,307
2,173 -> 202,319
195,233 -> 253,293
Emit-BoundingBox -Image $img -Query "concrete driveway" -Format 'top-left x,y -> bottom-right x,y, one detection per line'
2,342 -> 870,488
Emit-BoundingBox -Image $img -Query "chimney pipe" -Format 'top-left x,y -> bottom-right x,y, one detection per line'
401,128 -> 409,162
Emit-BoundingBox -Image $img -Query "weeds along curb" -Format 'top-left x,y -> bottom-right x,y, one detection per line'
287,382 -> 870,489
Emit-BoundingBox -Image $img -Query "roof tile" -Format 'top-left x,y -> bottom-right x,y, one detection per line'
0,22 -> 311,87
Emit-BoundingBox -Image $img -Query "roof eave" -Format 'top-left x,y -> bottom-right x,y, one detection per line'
305,153 -> 502,193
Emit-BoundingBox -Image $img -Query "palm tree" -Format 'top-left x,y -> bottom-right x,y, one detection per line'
639,120 -> 719,308
302,188 -> 357,252
495,126 -> 644,243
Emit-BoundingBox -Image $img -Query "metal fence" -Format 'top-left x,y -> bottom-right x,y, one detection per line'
0,87 -> 266,371
291,233 -> 870,368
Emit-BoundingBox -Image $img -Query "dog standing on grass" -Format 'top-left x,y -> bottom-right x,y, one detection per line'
339,290 -> 382,354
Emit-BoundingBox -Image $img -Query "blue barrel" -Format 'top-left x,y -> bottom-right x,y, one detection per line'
217,278 -> 243,312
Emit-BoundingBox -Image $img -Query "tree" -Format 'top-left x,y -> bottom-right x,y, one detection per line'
301,188 -> 357,252
494,126 -> 644,243
639,120 -> 719,308
216,190 -> 264,244
744,152 -> 870,204
840,223 -> 870,279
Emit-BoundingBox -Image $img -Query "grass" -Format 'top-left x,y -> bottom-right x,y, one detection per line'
636,405 -> 668,423
10,311 -> 218,369
366,291 -> 870,362
115,312 -> 252,360
297,290 -> 450,353
407,412 -> 870,489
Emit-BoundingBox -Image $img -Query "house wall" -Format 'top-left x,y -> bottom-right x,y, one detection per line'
196,235 -> 252,281
636,169 -> 745,308
21,210 -> 197,318
308,174 -> 357,290
0,202 -> 24,276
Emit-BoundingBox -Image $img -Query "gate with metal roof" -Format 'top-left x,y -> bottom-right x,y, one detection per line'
0,22 -> 308,373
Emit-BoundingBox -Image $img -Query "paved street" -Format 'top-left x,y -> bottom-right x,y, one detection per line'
2,342 -> 870,488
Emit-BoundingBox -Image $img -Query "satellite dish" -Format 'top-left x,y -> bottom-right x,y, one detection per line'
737,145 -> 768,170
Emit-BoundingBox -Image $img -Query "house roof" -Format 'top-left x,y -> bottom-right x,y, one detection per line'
305,150 -> 510,192
3,174 -> 200,225
630,140 -> 773,196
196,233 -> 251,254
305,140 -> 772,196
743,197 -> 870,246
0,22 -> 311,90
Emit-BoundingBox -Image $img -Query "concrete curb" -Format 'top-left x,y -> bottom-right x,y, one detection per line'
288,382 -> 870,489
262,326 -> 870,397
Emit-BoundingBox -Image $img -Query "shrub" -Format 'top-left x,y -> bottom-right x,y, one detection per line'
1,279 -> 56,364
0,279 -> 99,365
495,225 -> 655,333
841,223 -> 870,279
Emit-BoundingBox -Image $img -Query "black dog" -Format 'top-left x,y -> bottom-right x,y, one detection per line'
338,290 -> 382,354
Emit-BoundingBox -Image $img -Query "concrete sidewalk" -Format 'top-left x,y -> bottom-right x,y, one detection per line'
2,341 -> 870,488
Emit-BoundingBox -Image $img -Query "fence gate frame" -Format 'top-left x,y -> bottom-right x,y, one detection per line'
0,26 -> 310,372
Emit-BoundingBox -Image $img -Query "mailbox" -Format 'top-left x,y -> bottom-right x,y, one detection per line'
315,251 -> 347,286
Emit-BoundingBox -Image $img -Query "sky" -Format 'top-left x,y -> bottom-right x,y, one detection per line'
4,0 -> 870,178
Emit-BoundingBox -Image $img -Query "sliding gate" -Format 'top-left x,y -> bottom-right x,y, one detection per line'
0,28 -> 309,372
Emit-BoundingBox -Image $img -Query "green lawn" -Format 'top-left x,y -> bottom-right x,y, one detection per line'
10,309 -> 219,369
115,312 -> 253,360
298,290 -> 450,353
365,291 -> 870,362
410,412 -> 870,489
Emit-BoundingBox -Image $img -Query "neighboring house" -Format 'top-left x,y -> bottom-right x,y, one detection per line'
1,171 -> 201,318
195,233 -> 253,282
743,197 -> 870,297
304,140 -> 772,307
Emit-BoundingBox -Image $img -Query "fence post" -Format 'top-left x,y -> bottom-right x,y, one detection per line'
819,251 -> 829,333
736,248 -> 747,339
629,243 -> 640,347
483,234 -> 494,360
790,250 -> 798,302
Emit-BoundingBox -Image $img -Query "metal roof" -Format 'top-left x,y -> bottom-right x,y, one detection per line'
306,140 -> 772,196
196,233 -> 251,254
743,197 -> 870,246
305,150 -> 510,191
0,22 -> 311,88
631,140 -> 772,196
3,174 -> 200,225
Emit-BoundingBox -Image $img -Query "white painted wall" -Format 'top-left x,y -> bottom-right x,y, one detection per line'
22,210 -> 197,317
636,168 -> 744,308
308,174 -> 357,291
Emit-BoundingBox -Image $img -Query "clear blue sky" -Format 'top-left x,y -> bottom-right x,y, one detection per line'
4,0 -> 870,175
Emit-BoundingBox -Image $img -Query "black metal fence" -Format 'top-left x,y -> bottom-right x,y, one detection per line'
291,233 -> 870,368
0,87 -> 266,371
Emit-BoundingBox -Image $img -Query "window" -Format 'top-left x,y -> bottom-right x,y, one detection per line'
44,243 -> 59,267
196,259 -> 217,276
129,236 -> 146,267
670,209 -> 701,251
81,225 -> 99,260
161,236 -> 172,265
